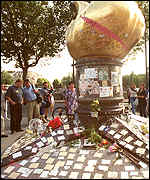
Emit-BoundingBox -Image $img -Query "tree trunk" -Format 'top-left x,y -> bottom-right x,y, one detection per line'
22,68 -> 28,83
144,27 -> 148,89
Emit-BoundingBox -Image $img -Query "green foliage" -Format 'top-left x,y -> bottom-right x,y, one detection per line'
52,79 -> 61,89
65,139 -> 80,147
91,99 -> 101,112
88,128 -> 102,144
61,73 -> 73,88
36,78 -> 51,88
123,72 -> 147,90
83,128 -> 102,145
1,1 -> 74,80
1,71 -> 14,85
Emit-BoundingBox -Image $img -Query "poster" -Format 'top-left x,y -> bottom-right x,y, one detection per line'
79,79 -> 88,97
98,67 -> 109,81
85,68 -> 97,79
99,87 -> 113,97
80,74 -> 85,81
90,80 -> 100,94
111,72 -> 119,86
102,80 -> 108,87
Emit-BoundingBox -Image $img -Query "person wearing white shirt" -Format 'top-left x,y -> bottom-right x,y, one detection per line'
127,83 -> 137,115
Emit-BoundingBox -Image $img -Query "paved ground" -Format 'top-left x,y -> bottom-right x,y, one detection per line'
1,144 -> 149,179
1,101 -> 65,154
1,99 -> 138,154
1,101 -> 149,179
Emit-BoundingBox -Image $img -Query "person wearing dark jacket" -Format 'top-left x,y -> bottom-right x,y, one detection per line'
137,83 -> 147,118
5,79 -> 24,134
40,82 -> 52,119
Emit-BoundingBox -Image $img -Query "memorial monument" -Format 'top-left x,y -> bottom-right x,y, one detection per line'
66,1 -> 145,128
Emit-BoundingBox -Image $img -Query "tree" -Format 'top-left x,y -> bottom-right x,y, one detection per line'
1,1 -> 75,81
123,73 -> 146,90
53,79 -> 61,89
36,78 -> 51,88
1,71 -> 14,85
61,73 -> 73,88
136,1 -> 149,88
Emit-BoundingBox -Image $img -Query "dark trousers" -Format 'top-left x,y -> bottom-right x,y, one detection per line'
10,103 -> 22,132
139,102 -> 147,118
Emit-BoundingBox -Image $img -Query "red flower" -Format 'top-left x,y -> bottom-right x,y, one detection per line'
101,139 -> 109,145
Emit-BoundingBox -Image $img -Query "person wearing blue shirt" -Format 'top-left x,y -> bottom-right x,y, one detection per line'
23,79 -> 40,124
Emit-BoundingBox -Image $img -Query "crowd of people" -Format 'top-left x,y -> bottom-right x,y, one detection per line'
127,83 -> 149,117
1,79 -> 149,138
1,79 -> 79,138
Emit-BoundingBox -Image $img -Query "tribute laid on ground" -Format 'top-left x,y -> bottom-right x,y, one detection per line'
1,1 -> 149,179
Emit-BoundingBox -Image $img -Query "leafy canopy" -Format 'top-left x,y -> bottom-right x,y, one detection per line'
36,78 -> 51,88
1,1 -> 75,79
1,71 -> 14,85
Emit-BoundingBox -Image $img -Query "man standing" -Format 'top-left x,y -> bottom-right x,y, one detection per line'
1,84 -> 8,137
40,82 -> 51,119
5,79 -> 23,134
137,83 -> 147,117
23,79 -> 40,124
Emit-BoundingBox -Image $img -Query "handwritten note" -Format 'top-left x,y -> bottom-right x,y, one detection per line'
85,68 -> 97,79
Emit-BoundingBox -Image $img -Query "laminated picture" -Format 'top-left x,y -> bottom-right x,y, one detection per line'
98,67 -> 109,81
79,80 -> 88,96
113,86 -> 120,97
111,72 -> 119,86
80,74 -> 85,81
90,80 -> 100,95
99,87 -> 113,97
84,68 -> 98,79
102,80 -> 108,87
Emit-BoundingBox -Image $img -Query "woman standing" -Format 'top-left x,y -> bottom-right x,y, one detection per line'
127,83 -> 137,115
137,83 -> 147,118
64,81 -> 79,126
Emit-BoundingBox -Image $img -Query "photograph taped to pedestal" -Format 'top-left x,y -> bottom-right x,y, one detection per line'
111,72 -> 119,86
98,67 -> 109,81
102,80 -> 108,87
99,87 -> 113,97
84,68 -> 98,79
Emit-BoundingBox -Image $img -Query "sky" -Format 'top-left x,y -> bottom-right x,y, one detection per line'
1,44 -> 149,83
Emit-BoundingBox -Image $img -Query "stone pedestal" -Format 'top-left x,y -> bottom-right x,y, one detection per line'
75,58 -> 124,128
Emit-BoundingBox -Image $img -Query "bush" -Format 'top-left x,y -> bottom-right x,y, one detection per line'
1,71 -> 13,85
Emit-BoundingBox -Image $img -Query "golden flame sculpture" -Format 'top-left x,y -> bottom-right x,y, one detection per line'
66,1 -> 145,61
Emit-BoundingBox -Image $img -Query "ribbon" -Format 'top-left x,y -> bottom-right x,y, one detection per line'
80,16 -> 127,50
